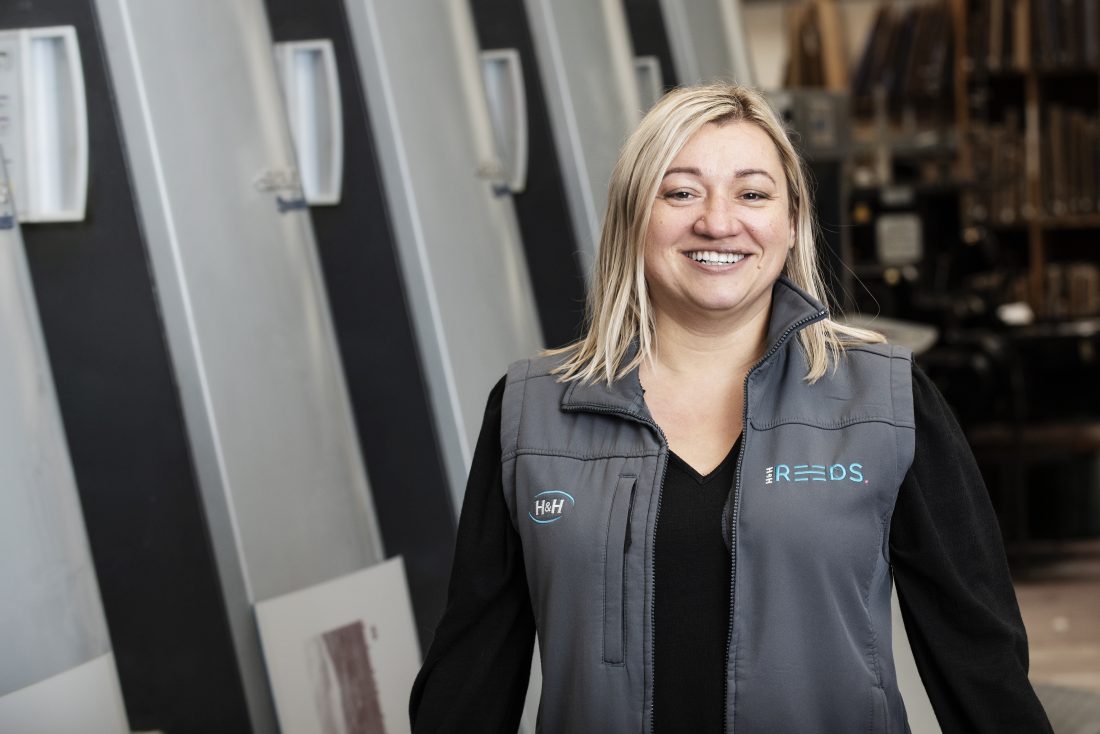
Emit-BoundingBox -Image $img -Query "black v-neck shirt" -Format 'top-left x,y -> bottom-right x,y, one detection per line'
653,439 -> 741,733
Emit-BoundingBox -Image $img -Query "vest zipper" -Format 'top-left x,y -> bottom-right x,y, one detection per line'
722,308 -> 827,734
560,303 -> 827,734
650,434 -> 668,733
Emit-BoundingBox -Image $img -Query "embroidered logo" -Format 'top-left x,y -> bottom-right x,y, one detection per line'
529,490 -> 575,524
765,463 -> 866,485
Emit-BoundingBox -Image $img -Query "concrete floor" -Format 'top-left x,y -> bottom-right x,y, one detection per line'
1013,541 -> 1100,731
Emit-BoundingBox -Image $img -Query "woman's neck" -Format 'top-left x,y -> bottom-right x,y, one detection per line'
646,303 -> 771,382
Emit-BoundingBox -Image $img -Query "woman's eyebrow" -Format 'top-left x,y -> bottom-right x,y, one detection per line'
662,166 -> 777,185
735,168 -> 776,183
662,166 -> 701,178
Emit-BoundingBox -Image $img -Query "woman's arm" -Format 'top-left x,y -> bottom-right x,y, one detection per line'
409,377 -> 536,733
890,364 -> 1052,733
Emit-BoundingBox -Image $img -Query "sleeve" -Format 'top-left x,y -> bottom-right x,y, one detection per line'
889,363 -> 1053,733
409,375 -> 536,733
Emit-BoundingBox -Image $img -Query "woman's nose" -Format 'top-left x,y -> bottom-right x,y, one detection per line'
693,196 -> 742,238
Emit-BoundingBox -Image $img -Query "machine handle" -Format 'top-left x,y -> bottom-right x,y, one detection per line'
633,55 -> 664,112
479,48 -> 527,194
21,26 -> 88,223
274,39 -> 344,206
0,144 -> 15,230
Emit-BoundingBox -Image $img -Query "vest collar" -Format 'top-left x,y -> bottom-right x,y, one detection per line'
560,276 -> 827,416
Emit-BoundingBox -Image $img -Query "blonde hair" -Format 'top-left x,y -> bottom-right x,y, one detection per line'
549,82 -> 882,385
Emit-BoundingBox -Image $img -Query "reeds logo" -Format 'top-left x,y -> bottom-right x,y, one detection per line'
528,490 -> 576,524
765,463 -> 867,485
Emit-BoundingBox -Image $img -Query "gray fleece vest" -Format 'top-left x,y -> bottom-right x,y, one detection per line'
501,278 -> 916,733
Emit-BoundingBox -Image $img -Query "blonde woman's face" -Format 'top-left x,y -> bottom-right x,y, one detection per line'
643,121 -> 792,326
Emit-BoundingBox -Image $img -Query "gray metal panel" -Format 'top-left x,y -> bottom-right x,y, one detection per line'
524,0 -> 641,270
0,162 -> 112,696
657,0 -> 756,85
93,1 -> 383,730
342,0 -> 543,508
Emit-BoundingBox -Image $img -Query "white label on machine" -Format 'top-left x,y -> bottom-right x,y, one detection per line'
876,213 -> 923,266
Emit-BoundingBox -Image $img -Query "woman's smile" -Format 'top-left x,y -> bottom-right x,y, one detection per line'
683,249 -> 749,268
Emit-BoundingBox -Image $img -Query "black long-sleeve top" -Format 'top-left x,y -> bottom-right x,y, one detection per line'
409,364 -> 1053,733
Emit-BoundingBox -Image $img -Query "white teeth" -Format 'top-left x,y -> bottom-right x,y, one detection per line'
688,250 -> 745,265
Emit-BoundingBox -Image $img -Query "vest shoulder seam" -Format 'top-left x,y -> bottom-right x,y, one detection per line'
751,416 -> 916,431
502,448 -> 661,462
508,353 -> 571,381
843,345 -> 913,361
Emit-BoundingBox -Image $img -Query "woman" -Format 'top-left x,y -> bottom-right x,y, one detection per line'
410,84 -> 1051,733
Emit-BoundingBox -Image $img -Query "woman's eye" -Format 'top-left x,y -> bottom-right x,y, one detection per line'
664,190 -> 694,202
741,191 -> 770,202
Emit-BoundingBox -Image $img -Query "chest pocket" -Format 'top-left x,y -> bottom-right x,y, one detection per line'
603,474 -> 636,665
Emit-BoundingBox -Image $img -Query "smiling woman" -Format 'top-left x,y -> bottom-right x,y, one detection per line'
549,84 -> 881,392
409,84 -> 1054,734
